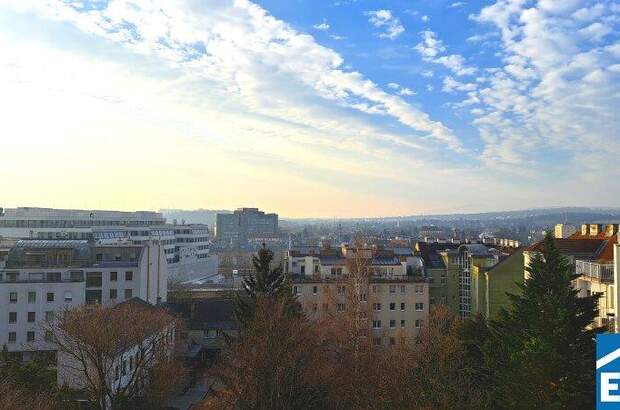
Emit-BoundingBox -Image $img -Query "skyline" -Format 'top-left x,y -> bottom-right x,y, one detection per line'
1,0 -> 619,218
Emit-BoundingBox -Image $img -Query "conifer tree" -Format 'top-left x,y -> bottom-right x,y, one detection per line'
486,233 -> 599,408
234,245 -> 302,326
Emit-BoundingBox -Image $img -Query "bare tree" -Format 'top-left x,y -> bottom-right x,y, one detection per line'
0,379 -> 54,410
203,296 -> 330,410
44,299 -> 185,409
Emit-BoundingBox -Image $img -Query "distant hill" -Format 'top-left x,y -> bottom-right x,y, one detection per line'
159,209 -> 231,226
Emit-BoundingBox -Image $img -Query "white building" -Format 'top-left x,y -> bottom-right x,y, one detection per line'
0,207 -> 216,281
0,240 -> 167,361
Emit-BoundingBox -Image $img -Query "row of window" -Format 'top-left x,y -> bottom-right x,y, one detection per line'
6,330 -> 53,343
371,319 -> 425,329
7,310 -> 55,324
310,302 -> 424,313
292,284 -> 425,295
8,291 -> 73,304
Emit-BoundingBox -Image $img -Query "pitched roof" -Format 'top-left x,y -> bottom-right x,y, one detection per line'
525,238 -> 606,257
168,298 -> 238,330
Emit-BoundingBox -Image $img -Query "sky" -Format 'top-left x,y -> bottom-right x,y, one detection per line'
0,0 -> 619,218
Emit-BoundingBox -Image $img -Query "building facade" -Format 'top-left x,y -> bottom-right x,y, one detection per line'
215,208 -> 278,248
0,240 -> 167,360
286,245 -> 429,346
0,207 -> 215,281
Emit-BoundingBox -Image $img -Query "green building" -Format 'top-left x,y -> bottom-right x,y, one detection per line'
470,248 -> 524,319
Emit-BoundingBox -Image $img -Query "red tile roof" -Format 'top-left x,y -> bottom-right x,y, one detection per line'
525,236 -> 617,262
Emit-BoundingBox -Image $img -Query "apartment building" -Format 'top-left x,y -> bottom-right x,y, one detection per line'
286,245 -> 429,346
0,240 -> 167,361
525,223 -> 619,329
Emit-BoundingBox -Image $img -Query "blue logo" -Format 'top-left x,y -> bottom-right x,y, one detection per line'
597,334 -> 620,408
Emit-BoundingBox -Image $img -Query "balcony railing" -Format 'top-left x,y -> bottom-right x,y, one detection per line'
576,260 -> 614,282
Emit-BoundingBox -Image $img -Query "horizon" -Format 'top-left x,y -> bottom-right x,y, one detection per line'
1,0 -> 619,217
3,203 -> 620,221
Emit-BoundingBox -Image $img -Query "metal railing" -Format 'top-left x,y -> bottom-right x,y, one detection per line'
575,260 -> 614,282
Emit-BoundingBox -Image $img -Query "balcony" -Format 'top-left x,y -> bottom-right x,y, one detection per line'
576,260 -> 614,282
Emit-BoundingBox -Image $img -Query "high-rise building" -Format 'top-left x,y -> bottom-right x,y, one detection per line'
215,208 -> 278,248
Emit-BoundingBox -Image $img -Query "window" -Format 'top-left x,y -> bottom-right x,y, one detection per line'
300,265 -> 305,274
415,285 -> 424,294
373,337 -> 382,346
373,303 -> 382,311
389,337 -> 396,346
27,312 -> 35,322
46,292 -> 54,302
125,289 -> 133,299
389,320 -> 396,328
28,292 -> 36,303
372,320 -> 382,329
27,331 -> 35,342
293,286 -> 301,295
401,320 -> 406,328
440,278 -> 447,284
8,332 -> 16,343
110,289 -> 117,299
64,291 -> 73,302
44,331 -> 53,342
312,303 -> 318,312
9,292 -> 17,303
125,271 -> 133,281
415,303 -> 424,311
122,360 -> 127,376
129,357 -> 134,371
312,286 -> 318,295
110,272 -> 118,281
389,285 -> 396,294
337,303 -> 346,312
400,285 -> 406,293
9,312 -> 17,324
390,302 -> 395,311
337,285 -> 345,295
401,303 -> 406,311
45,311 -> 54,321
415,319 -> 424,328
372,285 -> 379,293
86,272 -> 102,287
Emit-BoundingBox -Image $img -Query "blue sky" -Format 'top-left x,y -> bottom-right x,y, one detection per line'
0,0 -> 619,217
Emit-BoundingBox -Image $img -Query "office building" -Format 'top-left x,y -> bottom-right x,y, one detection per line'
0,207 -> 215,280
215,208 -> 278,248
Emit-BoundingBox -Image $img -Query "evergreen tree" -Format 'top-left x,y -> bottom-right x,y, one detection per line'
485,233 -> 600,408
234,245 -> 302,326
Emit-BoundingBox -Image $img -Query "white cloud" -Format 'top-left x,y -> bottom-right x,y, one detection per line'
426,84 -> 434,91
450,2 -> 467,8
470,0 -> 620,171
313,20 -> 330,31
414,30 -> 445,58
442,76 -> 478,93
387,82 -> 400,89
421,15 -> 430,22
398,88 -> 415,96
421,70 -> 434,77
1,0 -> 462,156
415,31 -> 477,76
365,9 -> 405,40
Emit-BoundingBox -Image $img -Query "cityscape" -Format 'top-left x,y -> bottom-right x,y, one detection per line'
2,0 -> 620,409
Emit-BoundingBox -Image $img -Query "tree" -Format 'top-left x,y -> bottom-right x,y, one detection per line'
0,379 -> 54,410
484,233 -> 600,408
205,296 -> 330,410
45,299 -> 185,409
234,245 -> 301,326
